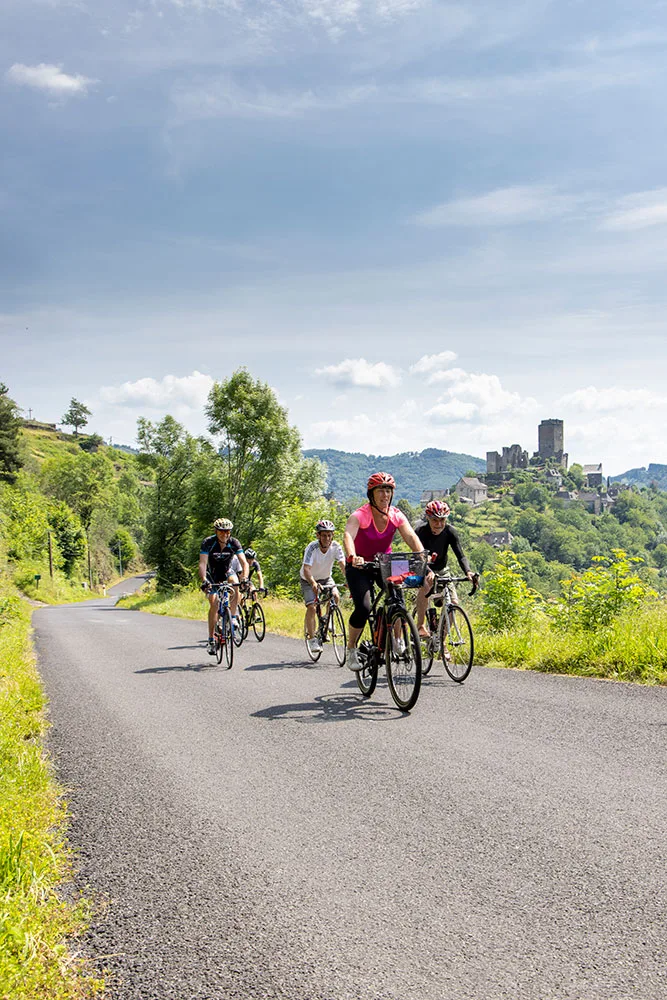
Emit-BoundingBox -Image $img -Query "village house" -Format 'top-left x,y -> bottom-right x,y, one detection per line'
583,463 -> 604,488
454,477 -> 488,505
420,488 -> 449,506
481,530 -> 514,549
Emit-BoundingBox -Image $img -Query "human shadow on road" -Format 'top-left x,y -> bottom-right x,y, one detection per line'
244,659 -> 340,671
134,661 -> 220,674
251,691 -> 405,724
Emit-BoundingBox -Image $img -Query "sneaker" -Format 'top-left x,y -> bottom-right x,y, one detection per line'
347,648 -> 363,672
309,636 -> 322,652
207,638 -> 216,656
393,636 -> 406,656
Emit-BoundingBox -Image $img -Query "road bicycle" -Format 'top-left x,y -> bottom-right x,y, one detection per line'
239,581 -> 267,643
353,551 -> 427,712
304,584 -> 347,666
209,583 -> 236,669
419,570 -> 479,682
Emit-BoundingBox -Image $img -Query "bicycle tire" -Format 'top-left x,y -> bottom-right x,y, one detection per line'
232,608 -> 244,647
214,619 -> 224,665
221,608 -> 234,669
241,606 -> 250,641
330,604 -> 347,666
355,619 -> 378,697
439,603 -> 473,682
251,601 -> 266,642
304,621 -> 322,662
385,607 -> 422,712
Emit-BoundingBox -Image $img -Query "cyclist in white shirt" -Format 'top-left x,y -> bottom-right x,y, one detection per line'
301,520 -> 346,652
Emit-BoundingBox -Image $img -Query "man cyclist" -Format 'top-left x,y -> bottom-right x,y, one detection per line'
199,518 -> 249,655
415,499 -> 474,637
300,520 -> 345,653
343,472 -> 423,671
244,548 -> 266,594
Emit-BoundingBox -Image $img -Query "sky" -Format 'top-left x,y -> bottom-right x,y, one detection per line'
2,0 -> 667,476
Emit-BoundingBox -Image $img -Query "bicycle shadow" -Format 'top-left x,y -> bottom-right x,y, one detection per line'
244,658 -> 342,672
134,661 -> 221,674
251,690 -> 405,724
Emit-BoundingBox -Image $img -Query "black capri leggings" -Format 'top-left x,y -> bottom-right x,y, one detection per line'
345,564 -> 379,630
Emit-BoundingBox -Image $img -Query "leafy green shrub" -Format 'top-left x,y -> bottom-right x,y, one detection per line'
555,549 -> 655,632
478,551 -> 545,632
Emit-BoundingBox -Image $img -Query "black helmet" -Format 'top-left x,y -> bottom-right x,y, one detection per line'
245,548 -> 257,560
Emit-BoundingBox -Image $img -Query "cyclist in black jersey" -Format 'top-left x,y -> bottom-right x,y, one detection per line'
199,518 -> 249,655
415,499 -> 474,637
244,548 -> 265,593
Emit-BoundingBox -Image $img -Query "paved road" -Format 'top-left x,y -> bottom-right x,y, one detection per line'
33,580 -> 666,1000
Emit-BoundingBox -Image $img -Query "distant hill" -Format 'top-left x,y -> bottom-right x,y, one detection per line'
611,463 -> 667,490
303,447 -> 486,504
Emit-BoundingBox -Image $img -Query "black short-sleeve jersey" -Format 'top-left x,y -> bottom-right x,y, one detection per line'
247,558 -> 261,580
415,523 -> 470,575
200,535 -> 244,583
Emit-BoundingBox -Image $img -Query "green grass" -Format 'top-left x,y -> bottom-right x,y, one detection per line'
0,579 -> 103,999
12,565 -> 102,606
118,580 -> 308,639
473,602 -> 667,685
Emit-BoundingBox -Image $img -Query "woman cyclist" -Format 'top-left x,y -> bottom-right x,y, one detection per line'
343,472 -> 423,671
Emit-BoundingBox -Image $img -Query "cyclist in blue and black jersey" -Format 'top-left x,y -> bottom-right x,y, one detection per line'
199,518 -> 249,655
244,548 -> 266,593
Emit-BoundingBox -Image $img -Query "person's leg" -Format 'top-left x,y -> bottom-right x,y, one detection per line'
416,573 -> 434,636
345,567 -> 372,649
207,592 -> 217,638
305,601 -> 317,638
228,574 -> 240,616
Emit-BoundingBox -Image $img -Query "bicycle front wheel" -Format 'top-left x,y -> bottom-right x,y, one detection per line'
304,621 -> 322,662
232,609 -> 244,647
385,608 -> 422,712
439,604 -> 473,682
355,619 -> 378,697
330,604 -> 347,666
251,602 -> 266,642
220,609 -> 234,669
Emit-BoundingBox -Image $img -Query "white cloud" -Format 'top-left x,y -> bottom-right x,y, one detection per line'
6,63 -> 97,96
426,369 -> 539,425
99,371 -> 214,412
600,189 -> 667,232
413,185 -> 582,228
409,350 -> 457,376
558,385 -> 667,414
315,358 -> 401,389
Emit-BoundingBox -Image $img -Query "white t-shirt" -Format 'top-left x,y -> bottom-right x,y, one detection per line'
300,540 -> 345,581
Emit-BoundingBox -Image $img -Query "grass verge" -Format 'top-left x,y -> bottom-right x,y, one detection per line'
0,579 -> 103,999
472,602 -> 667,685
117,580 -> 307,639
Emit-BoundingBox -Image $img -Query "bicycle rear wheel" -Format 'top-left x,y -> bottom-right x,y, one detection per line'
220,608 -> 234,669
439,604 -> 473,682
385,608 -> 421,712
304,621 -> 322,662
241,606 -> 250,640
355,619 -> 378,697
330,604 -> 347,666
251,601 -> 266,642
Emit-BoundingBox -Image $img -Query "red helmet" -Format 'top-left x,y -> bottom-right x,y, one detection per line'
425,499 -> 450,519
367,471 -> 396,493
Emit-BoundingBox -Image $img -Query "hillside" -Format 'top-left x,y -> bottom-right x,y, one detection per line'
303,447 -> 486,503
611,463 -> 667,491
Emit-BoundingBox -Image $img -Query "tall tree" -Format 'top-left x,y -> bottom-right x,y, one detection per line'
0,382 -> 23,483
200,368 -> 325,543
61,397 -> 91,437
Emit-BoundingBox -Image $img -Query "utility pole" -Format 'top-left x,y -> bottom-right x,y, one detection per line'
47,530 -> 54,579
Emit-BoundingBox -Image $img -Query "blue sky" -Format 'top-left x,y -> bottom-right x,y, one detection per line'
2,0 -> 667,475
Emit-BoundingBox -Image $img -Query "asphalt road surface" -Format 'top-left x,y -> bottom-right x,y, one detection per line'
33,578 -> 666,1000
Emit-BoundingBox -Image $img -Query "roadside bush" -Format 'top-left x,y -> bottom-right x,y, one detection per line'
554,549 -> 655,632
478,551 -> 545,633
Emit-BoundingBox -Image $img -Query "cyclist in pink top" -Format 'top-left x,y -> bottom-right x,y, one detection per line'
343,471 -> 423,671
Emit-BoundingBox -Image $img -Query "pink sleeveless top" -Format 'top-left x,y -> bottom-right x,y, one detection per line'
351,504 -> 407,561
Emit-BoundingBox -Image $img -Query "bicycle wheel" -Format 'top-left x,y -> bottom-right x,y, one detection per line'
214,619 -> 224,665
385,607 -> 422,712
439,603 -> 473,682
330,604 -> 347,666
251,601 -> 266,642
232,607 -> 244,647
220,608 -> 234,669
241,606 -> 250,641
355,619 -> 378,697
304,620 -> 322,662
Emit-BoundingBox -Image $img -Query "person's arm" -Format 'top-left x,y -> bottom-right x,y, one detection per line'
256,563 -> 265,590
448,526 -> 473,579
198,552 -> 209,588
238,553 -> 250,579
343,514 -> 364,567
397,519 -> 424,553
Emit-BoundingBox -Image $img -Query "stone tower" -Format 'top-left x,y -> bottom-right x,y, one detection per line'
537,419 -> 567,468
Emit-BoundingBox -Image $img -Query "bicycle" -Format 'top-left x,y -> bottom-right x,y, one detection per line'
419,570 -> 479,682
239,581 -> 267,643
304,584 -> 347,666
353,551 -> 427,712
209,583 -> 236,669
